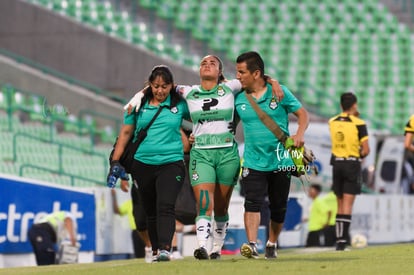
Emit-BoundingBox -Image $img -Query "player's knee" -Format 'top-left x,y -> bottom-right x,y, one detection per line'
197,189 -> 213,215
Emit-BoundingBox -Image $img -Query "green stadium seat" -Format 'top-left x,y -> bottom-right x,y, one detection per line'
80,114 -> 97,133
130,23 -> 149,45
191,23 -> 211,42
174,13 -> 193,31
59,0 -> 81,19
156,2 -> 176,20
12,91 -> 25,107
208,36 -> 227,53
98,125 -> 116,144
139,0 -> 157,10
0,88 -> 7,110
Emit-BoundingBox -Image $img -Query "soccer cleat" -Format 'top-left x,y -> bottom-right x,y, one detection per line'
209,252 -> 221,260
336,241 -> 346,251
157,250 -> 171,261
240,243 -> 259,259
193,247 -> 209,260
145,247 -> 153,263
171,251 -> 184,260
265,245 -> 277,259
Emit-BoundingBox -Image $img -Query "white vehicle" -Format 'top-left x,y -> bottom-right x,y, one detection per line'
370,135 -> 414,194
289,122 -> 414,195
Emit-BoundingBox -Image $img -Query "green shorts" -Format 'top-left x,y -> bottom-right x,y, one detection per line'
189,143 -> 240,186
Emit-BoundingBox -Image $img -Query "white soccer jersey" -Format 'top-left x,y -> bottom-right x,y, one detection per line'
178,79 -> 242,149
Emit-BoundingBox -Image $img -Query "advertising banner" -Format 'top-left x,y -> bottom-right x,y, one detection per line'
0,175 -> 96,254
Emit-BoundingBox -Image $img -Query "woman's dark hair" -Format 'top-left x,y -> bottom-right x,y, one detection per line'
211,55 -> 225,83
148,65 -> 174,84
310,184 -> 322,193
141,65 -> 180,107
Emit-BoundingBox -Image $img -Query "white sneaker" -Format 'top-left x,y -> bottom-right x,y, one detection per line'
171,250 -> 184,260
145,246 -> 153,263
158,250 -> 172,261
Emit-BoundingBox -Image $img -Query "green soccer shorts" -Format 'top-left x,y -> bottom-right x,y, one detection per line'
189,143 -> 240,186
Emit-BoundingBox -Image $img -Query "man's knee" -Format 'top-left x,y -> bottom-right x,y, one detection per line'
270,207 -> 286,223
244,199 -> 262,212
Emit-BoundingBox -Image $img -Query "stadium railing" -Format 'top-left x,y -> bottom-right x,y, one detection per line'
0,84 -> 114,187
19,163 -> 106,187
12,132 -> 108,184
0,83 -> 120,145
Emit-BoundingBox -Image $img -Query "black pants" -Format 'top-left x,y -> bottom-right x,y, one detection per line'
306,226 -> 336,247
28,223 -> 56,265
130,180 -> 148,257
306,230 -> 324,247
241,168 -> 291,223
131,229 -> 146,258
324,225 -> 336,246
131,160 -> 185,251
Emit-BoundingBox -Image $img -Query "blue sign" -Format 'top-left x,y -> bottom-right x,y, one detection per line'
314,160 -> 323,175
283,197 -> 302,231
0,176 -> 96,253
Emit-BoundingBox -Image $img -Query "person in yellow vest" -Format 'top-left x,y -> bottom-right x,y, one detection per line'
111,186 -> 152,262
112,185 -> 186,262
305,184 -> 332,247
320,190 -> 338,246
28,211 -> 78,265
329,92 -> 370,251
403,115 -> 414,194
404,114 -> 414,153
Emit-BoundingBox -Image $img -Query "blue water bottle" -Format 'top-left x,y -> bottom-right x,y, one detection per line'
107,166 -> 120,188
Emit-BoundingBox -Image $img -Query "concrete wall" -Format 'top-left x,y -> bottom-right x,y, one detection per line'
0,0 -> 199,99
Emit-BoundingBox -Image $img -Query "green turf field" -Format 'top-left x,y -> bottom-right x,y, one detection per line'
1,244 -> 413,275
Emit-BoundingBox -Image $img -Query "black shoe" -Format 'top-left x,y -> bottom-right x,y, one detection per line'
210,252 -> 221,260
265,245 -> 277,259
336,242 -> 347,251
194,247 -> 209,260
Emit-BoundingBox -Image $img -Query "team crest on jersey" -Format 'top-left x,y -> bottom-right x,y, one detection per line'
170,106 -> 178,113
217,87 -> 225,97
192,171 -> 199,181
242,167 -> 249,178
269,97 -> 278,109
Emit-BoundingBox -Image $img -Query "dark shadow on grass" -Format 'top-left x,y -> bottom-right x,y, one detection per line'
278,256 -> 358,262
217,256 -> 358,263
